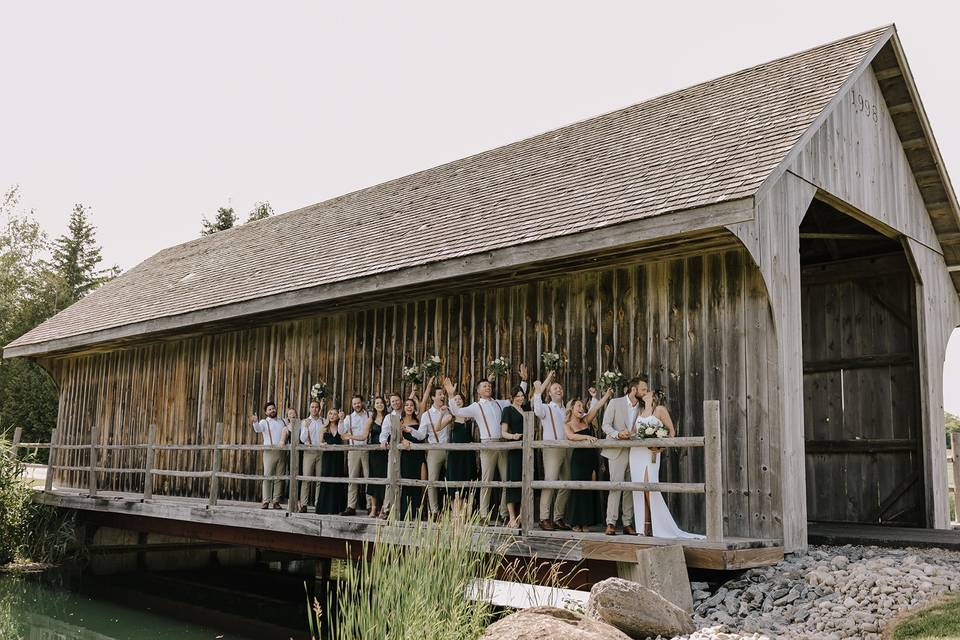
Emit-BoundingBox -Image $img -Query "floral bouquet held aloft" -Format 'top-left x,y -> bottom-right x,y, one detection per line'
635,415 -> 669,463
310,381 -> 328,402
401,364 -> 423,385
595,370 -> 625,395
487,356 -> 510,378
541,351 -> 566,372
421,355 -> 442,380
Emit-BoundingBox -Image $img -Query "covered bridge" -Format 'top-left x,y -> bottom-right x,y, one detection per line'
6,25 -> 959,565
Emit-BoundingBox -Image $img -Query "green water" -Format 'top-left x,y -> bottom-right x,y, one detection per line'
0,569 -> 309,640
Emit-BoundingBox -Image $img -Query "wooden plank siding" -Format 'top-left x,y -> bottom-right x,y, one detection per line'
44,246 -> 780,540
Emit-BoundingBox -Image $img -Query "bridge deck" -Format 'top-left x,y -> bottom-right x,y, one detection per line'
37,489 -> 783,571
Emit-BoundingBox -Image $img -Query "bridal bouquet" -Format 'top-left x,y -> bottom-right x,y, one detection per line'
401,364 -> 423,385
595,370 -> 625,395
310,381 -> 328,401
421,355 -> 442,378
487,356 -> 510,377
635,415 -> 669,439
541,351 -> 566,371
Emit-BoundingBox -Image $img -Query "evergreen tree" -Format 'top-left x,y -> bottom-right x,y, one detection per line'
247,201 -> 273,223
49,204 -> 119,306
200,206 -> 236,236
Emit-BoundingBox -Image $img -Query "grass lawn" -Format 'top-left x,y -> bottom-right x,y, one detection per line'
891,595 -> 960,639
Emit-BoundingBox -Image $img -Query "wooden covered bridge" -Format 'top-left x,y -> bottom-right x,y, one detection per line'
6,25 -> 960,582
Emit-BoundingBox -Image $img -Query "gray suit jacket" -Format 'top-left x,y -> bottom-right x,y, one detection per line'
600,396 -> 641,460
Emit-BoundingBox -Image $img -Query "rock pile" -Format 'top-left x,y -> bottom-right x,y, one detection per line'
673,545 -> 960,639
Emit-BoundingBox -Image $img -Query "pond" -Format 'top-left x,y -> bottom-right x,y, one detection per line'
0,565 -> 320,640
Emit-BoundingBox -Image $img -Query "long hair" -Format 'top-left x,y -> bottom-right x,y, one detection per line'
370,396 -> 387,423
402,397 -> 419,422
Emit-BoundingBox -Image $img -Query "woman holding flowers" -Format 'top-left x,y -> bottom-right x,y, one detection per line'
629,387 -> 704,539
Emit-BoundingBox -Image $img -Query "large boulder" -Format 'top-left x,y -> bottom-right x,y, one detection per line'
481,606 -> 631,640
585,577 -> 696,639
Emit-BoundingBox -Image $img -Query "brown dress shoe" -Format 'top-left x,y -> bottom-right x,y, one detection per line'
623,525 -> 638,536
605,524 -> 617,535
539,519 -> 556,531
340,507 -> 357,516
553,519 -> 572,531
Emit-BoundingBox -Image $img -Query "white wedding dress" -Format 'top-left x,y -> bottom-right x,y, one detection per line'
629,415 -> 705,539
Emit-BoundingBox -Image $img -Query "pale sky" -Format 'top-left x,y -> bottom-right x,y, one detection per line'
1,1 -> 959,412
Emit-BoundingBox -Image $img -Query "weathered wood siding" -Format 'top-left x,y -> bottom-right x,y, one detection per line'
46,246 -> 780,539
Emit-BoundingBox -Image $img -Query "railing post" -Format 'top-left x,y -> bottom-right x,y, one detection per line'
704,400 -> 723,542
44,428 -> 58,492
521,411 -> 535,534
143,424 -> 157,500
12,427 -> 22,461
209,422 -> 224,507
387,415 -> 400,517
951,433 -> 960,524
88,425 -> 100,497
288,429 -> 300,512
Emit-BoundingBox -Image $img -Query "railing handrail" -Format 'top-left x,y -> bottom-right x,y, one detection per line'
21,400 -> 724,541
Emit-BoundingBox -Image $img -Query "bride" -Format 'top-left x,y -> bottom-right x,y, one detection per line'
629,385 -> 704,539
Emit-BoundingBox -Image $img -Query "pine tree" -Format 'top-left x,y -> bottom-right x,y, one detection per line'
200,206 -> 237,236
247,201 -> 273,223
49,204 -> 119,306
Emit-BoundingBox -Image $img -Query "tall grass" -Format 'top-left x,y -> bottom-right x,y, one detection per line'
312,498 -> 583,640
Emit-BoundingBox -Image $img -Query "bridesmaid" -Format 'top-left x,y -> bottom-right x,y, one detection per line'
565,389 -> 612,532
500,385 -> 527,528
316,408 -> 348,515
365,397 -> 389,517
398,398 -> 426,519
446,391 -> 477,513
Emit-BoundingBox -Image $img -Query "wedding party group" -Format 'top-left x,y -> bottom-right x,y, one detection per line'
249,357 -> 704,539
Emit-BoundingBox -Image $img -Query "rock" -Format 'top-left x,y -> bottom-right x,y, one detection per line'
831,555 -> 850,570
585,577 -> 695,639
481,607 -> 630,640
692,589 -> 710,601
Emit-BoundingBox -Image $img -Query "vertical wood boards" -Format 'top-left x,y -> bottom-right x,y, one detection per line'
45,246 -> 782,539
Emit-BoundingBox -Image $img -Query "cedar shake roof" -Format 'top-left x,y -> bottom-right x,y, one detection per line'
9,25 -> 939,355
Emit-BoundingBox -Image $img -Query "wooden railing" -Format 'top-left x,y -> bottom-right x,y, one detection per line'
11,400 -> 724,541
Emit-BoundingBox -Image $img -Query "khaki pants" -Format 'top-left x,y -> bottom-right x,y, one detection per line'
262,449 -> 284,503
479,447 -> 508,521
426,449 -> 447,513
300,451 -> 321,506
347,449 -> 369,510
539,448 -> 570,522
605,453 -> 634,526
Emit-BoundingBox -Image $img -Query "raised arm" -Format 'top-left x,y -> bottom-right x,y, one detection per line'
584,389 -> 613,424
419,377 -> 435,415
251,414 -> 264,432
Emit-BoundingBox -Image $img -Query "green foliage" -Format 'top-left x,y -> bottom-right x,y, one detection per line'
0,440 -> 31,565
49,204 -> 119,305
945,412 -> 960,434
200,206 -> 237,235
246,201 -> 273,223
892,594 -> 960,639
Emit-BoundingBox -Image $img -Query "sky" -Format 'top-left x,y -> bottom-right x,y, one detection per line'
1,1 -> 959,411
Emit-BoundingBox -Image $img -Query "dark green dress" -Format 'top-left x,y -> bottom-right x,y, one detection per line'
566,423 -> 599,528
501,405 -> 524,505
367,420 -> 387,503
315,431 -> 347,515
399,422 -> 425,519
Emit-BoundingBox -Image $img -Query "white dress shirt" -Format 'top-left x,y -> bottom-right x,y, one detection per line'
300,417 -> 325,446
449,381 -> 527,440
253,417 -> 286,446
533,396 -> 567,441
417,405 -> 452,444
338,411 -> 369,445
380,409 -> 401,444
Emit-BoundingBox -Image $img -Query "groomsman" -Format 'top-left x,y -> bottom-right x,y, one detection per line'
377,392 -> 404,517
533,370 -> 571,531
298,400 -> 325,512
250,401 -> 287,509
339,395 -> 370,516
417,384 -> 454,516
600,376 -> 643,535
444,364 -> 528,524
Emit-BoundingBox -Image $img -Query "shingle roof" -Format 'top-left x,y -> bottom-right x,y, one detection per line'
7,26 -> 892,353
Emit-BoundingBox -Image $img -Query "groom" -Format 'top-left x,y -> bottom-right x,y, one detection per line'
599,376 -> 644,535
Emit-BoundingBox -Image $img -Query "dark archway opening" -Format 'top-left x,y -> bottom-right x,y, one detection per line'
800,198 -> 925,527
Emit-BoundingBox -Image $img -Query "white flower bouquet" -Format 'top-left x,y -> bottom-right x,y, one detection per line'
595,370 -> 625,395
421,355 -> 442,378
487,356 -> 510,377
541,351 -> 566,371
635,415 -> 669,440
310,381 -> 328,401
401,364 -> 423,385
